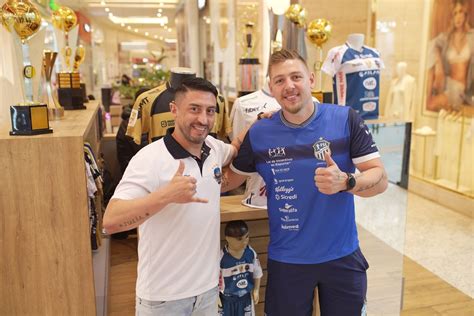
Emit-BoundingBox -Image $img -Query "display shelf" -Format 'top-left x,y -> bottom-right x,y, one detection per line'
0,101 -> 108,315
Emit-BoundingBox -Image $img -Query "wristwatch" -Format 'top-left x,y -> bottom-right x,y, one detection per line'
343,172 -> 356,191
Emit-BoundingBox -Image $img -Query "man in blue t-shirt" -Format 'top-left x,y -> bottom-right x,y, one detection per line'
221,49 -> 388,316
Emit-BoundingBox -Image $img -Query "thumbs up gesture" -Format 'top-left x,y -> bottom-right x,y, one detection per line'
314,152 -> 346,195
165,160 -> 208,204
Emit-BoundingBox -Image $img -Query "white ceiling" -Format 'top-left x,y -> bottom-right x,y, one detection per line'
59,0 -> 180,42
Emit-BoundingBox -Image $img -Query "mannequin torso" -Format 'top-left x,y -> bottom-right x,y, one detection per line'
346,33 -> 365,51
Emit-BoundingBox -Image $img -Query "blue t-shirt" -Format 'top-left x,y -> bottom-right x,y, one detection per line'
230,103 -> 380,264
219,245 -> 263,297
322,44 -> 384,120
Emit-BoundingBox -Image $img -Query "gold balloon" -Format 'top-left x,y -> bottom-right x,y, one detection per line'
285,4 -> 307,28
11,0 -> 42,42
1,1 -> 16,32
307,18 -> 332,47
52,6 -> 77,33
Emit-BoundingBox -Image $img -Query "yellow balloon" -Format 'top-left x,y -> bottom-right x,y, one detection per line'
285,4 -> 307,28
11,0 -> 42,42
307,18 -> 332,47
1,1 -> 14,32
52,6 -> 77,33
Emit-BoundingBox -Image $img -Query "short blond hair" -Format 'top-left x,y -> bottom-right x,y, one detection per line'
267,49 -> 309,77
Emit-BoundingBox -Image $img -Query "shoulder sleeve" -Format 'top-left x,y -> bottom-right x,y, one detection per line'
126,91 -> 154,144
348,108 -> 380,164
249,246 -> 263,278
112,146 -> 159,200
322,47 -> 340,77
230,131 -> 257,175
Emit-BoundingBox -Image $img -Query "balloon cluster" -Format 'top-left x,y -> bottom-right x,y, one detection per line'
307,18 -> 333,48
1,0 -> 41,43
51,5 -> 77,34
283,4 -> 332,48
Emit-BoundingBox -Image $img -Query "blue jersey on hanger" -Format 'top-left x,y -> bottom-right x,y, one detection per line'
322,44 -> 384,120
230,103 -> 380,264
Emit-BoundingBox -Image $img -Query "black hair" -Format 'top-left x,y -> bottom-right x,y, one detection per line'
224,220 -> 249,238
174,77 -> 218,99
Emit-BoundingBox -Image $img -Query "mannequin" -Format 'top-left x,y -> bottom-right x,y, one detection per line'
219,220 -> 263,316
346,33 -> 365,51
384,62 -> 416,121
229,78 -> 281,208
322,33 -> 384,119
126,68 -> 231,144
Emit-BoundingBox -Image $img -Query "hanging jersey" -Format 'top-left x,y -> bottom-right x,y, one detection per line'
127,82 -> 231,144
231,103 -> 380,264
219,245 -> 263,297
322,44 -> 384,120
230,89 -> 281,209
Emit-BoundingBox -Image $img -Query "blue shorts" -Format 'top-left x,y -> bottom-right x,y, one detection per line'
264,248 -> 369,316
218,292 -> 252,316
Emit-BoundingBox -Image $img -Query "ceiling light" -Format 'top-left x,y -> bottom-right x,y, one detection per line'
100,0 -> 106,6
143,58 -> 149,63
159,36 -> 164,40
157,13 -> 162,17
109,16 -> 169,25
168,28 -> 172,32
121,23 -> 125,27
121,42 -> 148,51
127,25 -> 131,30
134,28 -> 138,33
154,35 -> 158,39
105,7 -> 110,12
145,32 -> 149,36
132,64 -> 138,69
165,38 -> 177,43
108,12 -> 113,17
158,9 -> 163,13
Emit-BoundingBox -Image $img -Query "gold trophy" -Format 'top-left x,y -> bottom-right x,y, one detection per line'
42,50 -> 64,119
307,18 -> 332,102
52,6 -> 85,110
238,8 -> 259,96
1,0 -> 52,135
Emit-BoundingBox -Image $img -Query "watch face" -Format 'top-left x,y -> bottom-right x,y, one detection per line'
347,173 -> 356,189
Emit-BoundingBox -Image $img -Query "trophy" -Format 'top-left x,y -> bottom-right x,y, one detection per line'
238,9 -> 259,97
42,50 -> 64,119
307,18 -> 332,102
1,0 -> 53,135
52,6 -> 85,110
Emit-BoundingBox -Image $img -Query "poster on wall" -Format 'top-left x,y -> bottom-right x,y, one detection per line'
424,0 -> 474,116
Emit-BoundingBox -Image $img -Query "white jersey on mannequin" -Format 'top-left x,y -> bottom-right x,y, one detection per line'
230,87 -> 281,208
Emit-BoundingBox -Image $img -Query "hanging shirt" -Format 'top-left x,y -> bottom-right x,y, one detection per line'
127,82 -> 231,145
322,43 -> 384,120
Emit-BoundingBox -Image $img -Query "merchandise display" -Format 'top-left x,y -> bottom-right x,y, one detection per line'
229,86 -> 281,208
127,68 -> 231,144
322,33 -> 384,120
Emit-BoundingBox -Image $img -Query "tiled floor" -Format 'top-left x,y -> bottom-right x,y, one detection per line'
355,183 -> 473,300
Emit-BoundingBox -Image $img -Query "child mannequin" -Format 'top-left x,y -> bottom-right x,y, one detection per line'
219,220 -> 263,316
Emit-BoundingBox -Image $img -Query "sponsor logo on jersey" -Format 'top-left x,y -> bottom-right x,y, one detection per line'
213,166 -> 222,184
280,215 -> 299,222
312,138 -> 331,161
243,106 -> 260,114
362,102 -> 377,112
363,77 -> 377,90
268,147 -> 286,158
128,109 -> 139,127
275,194 -> 297,200
160,120 -> 175,128
275,186 -> 294,194
236,279 -> 248,289
281,224 -> 299,231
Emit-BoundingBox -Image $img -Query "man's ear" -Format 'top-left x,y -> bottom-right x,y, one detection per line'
170,100 -> 177,114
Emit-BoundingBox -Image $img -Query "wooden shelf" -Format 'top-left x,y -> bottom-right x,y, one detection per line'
0,101 -> 106,315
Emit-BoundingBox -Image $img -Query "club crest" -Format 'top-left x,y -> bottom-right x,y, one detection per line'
312,138 -> 331,161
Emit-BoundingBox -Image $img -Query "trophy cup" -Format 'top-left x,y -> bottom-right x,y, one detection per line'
307,18 -> 332,103
1,0 -> 53,135
42,50 -> 64,119
238,19 -> 259,97
52,6 -> 85,110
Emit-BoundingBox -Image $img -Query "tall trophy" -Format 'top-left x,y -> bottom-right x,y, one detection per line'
1,0 -> 53,135
306,18 -> 332,102
52,6 -> 85,110
42,50 -> 63,119
238,17 -> 259,97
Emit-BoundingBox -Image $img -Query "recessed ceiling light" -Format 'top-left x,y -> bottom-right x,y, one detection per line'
168,28 -> 172,32
145,32 -> 149,36
134,28 -> 138,33
158,9 -> 163,13
159,36 -> 164,40
105,8 -> 110,12
100,0 -> 106,6
121,23 -> 125,27
157,13 -> 162,17
127,26 -> 131,30
154,35 -> 158,39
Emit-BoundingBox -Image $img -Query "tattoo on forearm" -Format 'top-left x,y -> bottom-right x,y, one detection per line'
118,213 -> 149,228
221,175 -> 230,189
356,173 -> 386,192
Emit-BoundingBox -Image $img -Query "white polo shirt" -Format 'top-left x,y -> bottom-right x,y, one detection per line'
112,129 -> 234,301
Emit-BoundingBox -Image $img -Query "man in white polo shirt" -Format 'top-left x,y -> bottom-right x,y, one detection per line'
103,77 -> 237,315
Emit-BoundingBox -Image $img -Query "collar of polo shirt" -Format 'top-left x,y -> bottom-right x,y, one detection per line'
164,128 -> 211,162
